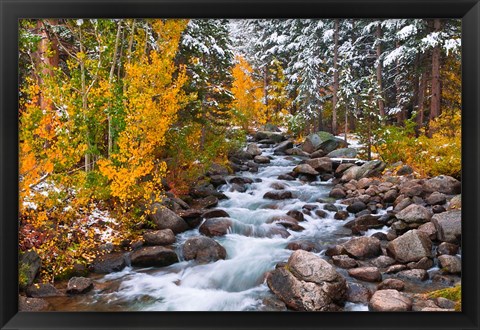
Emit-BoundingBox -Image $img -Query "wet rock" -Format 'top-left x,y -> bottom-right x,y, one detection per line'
329,187 -> 346,199
395,204 -> 432,224
335,163 -> 354,178
426,192 -> 447,206
230,183 -> 247,192
431,210 -> 461,243
438,255 -> 461,274
431,274 -> 456,285
340,165 -> 362,182
183,236 -> 227,264
396,269 -> 429,281
255,131 -> 285,143
346,201 -> 367,214
323,203 -> 338,212
386,229 -> 433,263
149,203 -> 189,234
286,210 -> 305,222
26,283 -> 62,298
199,218 -> 233,237
247,161 -> 259,173
344,214 -> 383,233
143,229 -> 176,246
277,173 -> 295,181
309,149 -> 326,159
324,245 -> 346,257
394,197 -> 413,212
192,195 -> 219,209
432,205 -> 447,214
315,209 -> 328,218
206,163 -> 230,176
285,148 -> 311,157
190,184 -> 227,199
19,250 -> 41,289
229,176 -> 254,185
177,209 -> 204,228
268,215 -> 305,231
383,189 -> 399,203
91,252 -> 127,274
246,143 -> 262,157
130,246 -> 179,268
334,210 -> 349,220
437,242 -> 459,256
371,256 -> 396,268
332,255 -> 358,269
305,157 -> 333,173
417,222 -> 437,240
348,267 -> 382,282
266,250 -> 347,311
303,204 -> 319,211
342,236 -> 381,260
407,257 -> 433,270
346,282 -> 371,303
384,264 -> 407,274
67,277 -> 93,294
19,296 -> 51,311
377,278 -> 405,291
293,164 -> 319,176
209,175 -> 227,188
286,240 -> 317,252
263,190 -> 293,200
412,298 -> 440,311
260,296 -> 288,311
423,175 -> 461,195
327,148 -> 358,158
254,155 -> 271,164
202,209 -> 230,219
369,290 -> 412,311
273,140 -> 294,155
399,183 -> 423,197
270,182 -> 287,190
371,232 -> 388,241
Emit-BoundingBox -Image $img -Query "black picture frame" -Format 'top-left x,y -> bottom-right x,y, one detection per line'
1,0 -> 479,329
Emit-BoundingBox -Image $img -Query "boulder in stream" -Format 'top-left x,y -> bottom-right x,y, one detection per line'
199,217 -> 234,237
148,203 -> 189,234
386,229 -> 433,263
130,246 -> 179,268
183,236 -> 227,264
266,250 -> 346,311
369,289 -> 412,311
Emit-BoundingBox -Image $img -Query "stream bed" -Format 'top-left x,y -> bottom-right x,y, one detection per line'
44,144 -> 452,311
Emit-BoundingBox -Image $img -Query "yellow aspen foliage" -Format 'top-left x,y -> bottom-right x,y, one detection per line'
231,55 -> 267,130
99,19 -> 188,207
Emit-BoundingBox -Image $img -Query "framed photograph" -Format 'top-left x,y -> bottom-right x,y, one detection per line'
1,0 -> 479,329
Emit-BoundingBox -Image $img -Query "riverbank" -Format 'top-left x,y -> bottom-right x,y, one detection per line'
19,129 -> 461,312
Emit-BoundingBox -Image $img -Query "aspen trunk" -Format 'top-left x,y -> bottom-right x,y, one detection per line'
332,19 -> 339,135
108,21 -> 123,158
430,18 -> 442,120
376,23 -> 385,117
417,71 -> 427,129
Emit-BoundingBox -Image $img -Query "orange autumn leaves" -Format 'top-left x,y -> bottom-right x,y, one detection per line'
231,55 -> 267,130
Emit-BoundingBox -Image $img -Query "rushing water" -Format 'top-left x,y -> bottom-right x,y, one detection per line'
46,145 -> 374,311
